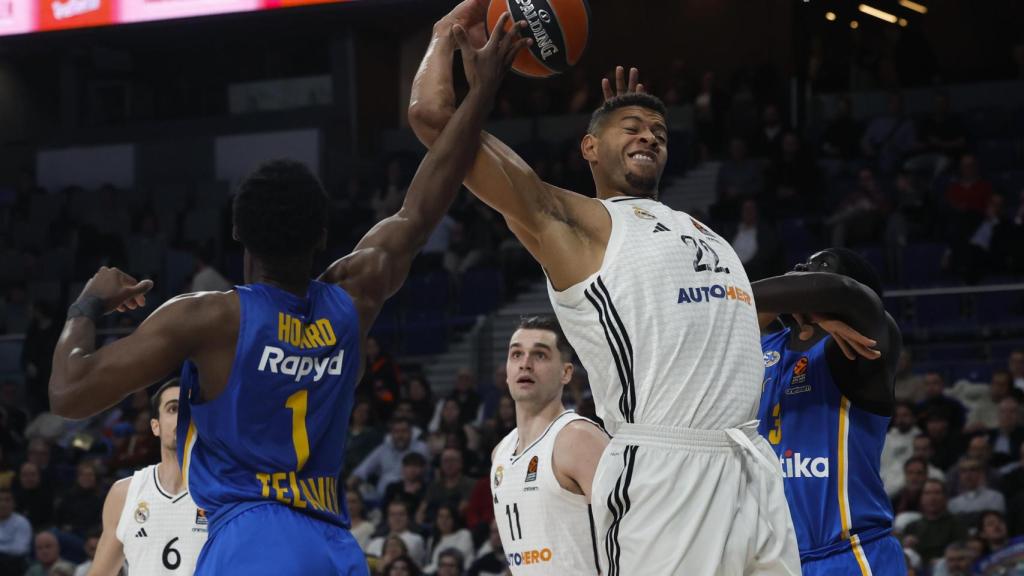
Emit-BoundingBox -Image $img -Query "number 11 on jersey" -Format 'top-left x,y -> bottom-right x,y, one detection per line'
505,503 -> 523,541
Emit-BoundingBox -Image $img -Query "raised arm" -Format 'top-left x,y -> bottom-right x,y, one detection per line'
49,270 -> 230,419
320,14 -> 527,333
408,5 -> 615,289
752,271 -> 901,415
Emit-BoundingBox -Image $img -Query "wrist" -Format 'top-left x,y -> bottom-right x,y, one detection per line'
68,295 -> 104,322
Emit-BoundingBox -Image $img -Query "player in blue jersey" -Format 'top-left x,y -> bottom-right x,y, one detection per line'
47,16 -> 530,576
752,248 -> 906,575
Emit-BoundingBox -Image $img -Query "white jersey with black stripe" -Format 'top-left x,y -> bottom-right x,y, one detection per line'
547,197 -> 763,433
490,411 -> 601,575
116,464 -> 208,575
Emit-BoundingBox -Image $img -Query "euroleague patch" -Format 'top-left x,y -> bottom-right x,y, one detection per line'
525,456 -> 539,483
790,357 -> 809,386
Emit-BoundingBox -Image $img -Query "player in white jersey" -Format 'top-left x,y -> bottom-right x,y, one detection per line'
409,3 -> 799,573
89,380 -> 207,575
491,316 -> 608,575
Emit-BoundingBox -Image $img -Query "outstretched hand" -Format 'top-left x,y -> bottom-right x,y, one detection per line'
602,66 -> 645,101
452,13 -> 531,95
77,266 -> 154,314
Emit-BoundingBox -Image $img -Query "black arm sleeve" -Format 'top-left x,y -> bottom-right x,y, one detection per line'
753,273 -> 899,417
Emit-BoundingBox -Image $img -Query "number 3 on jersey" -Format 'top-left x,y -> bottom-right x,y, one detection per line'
285,390 -> 310,470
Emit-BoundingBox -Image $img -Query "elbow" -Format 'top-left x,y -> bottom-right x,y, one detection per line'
48,379 -> 90,420
407,101 -> 450,146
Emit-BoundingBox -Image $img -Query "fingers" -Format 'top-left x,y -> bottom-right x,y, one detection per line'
627,67 -> 640,92
615,66 -> 626,95
495,17 -> 524,53
452,24 -> 472,52
130,279 -> 154,296
833,335 -> 857,361
636,82 -> 646,94
489,11 -> 512,45
602,77 -> 614,101
504,37 -> 532,67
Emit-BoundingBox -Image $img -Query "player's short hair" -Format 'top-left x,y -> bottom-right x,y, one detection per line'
588,92 -> 668,135
232,159 -> 329,265
516,315 -> 574,362
820,247 -> 884,299
401,452 -> 426,468
150,379 -> 180,419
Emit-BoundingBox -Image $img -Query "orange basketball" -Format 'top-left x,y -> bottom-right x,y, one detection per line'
487,0 -> 590,79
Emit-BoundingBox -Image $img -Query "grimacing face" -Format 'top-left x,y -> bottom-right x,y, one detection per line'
584,106 -> 668,198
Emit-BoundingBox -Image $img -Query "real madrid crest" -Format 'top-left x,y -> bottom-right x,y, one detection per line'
633,206 -> 656,220
494,465 -> 504,488
134,501 -> 150,524
764,351 -> 781,368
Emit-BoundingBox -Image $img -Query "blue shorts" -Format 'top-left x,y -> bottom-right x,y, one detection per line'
800,535 -> 906,576
196,504 -> 369,576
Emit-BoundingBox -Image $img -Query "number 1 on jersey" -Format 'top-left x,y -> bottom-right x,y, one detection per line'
286,390 -> 310,470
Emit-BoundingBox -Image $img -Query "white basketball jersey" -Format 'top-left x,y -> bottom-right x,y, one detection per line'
547,197 -> 763,432
116,465 -> 208,575
491,411 -> 600,575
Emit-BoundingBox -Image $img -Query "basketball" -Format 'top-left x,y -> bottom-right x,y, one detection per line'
487,0 -> 590,78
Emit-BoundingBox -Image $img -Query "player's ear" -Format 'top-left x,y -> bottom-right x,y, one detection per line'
561,362 -> 574,385
151,418 -> 160,438
581,133 -> 600,163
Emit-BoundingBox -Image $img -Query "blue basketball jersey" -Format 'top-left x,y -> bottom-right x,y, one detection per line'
177,281 -> 360,535
758,327 -> 894,562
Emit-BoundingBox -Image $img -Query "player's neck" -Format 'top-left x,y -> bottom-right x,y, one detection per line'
246,254 -> 312,297
514,400 -> 567,452
158,456 -> 184,495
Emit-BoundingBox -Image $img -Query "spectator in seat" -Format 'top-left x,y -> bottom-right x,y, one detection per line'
976,511 -> 1013,560
948,458 -> 1005,521
54,460 -> 103,538
1012,350 -> 1024,392
433,548 -> 466,576
905,479 -> 968,565
351,417 -> 430,501
12,462 -> 53,528
424,504 -> 474,573
894,350 -> 927,403
24,531 -> 74,576
892,456 -> 929,515
345,399 -> 384,476
0,488 -> 31,574
989,396 -> 1024,467
728,199 -> 781,282
346,491 -> 374,552
383,452 -> 429,516
361,337 -> 402,420
946,153 -> 993,216
417,448 -> 474,525
825,167 -> 885,247
916,372 -> 967,436
367,501 -> 426,567
882,402 -> 923,496
712,137 -> 763,223
467,521 -> 506,576
968,372 -> 1015,431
